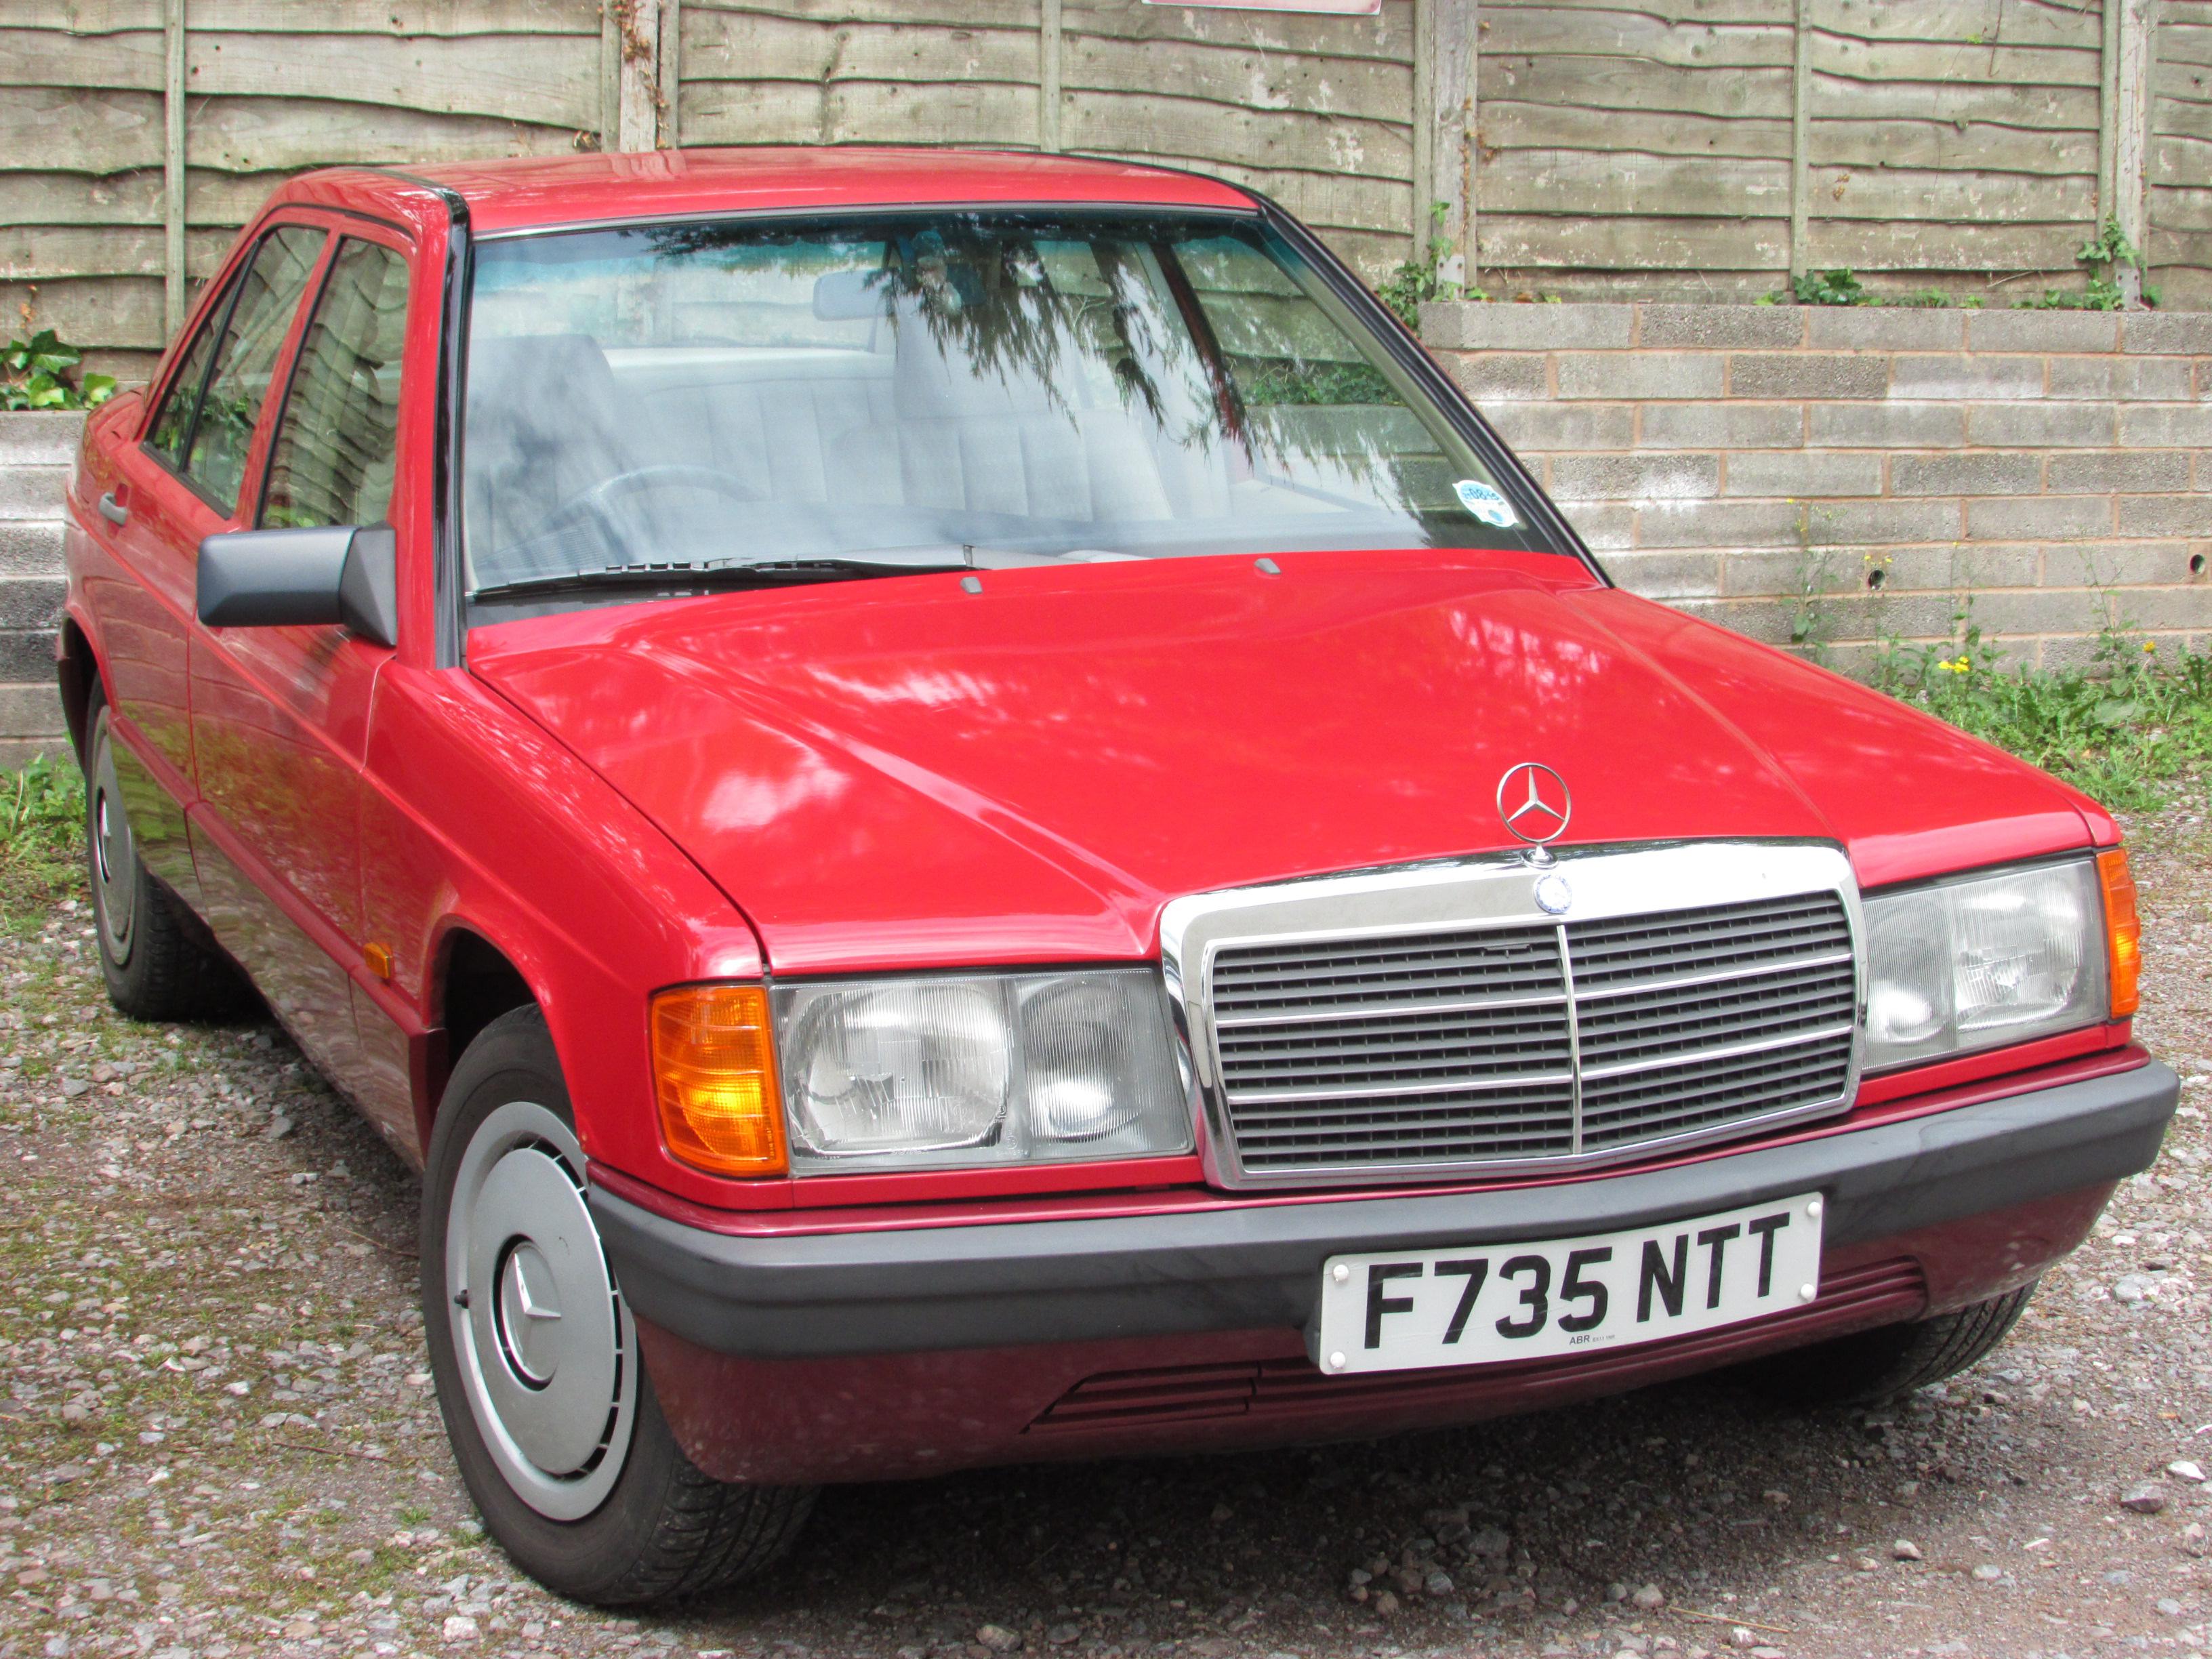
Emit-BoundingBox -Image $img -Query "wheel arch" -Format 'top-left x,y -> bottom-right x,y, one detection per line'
422,922 -> 541,1145
57,613 -> 101,762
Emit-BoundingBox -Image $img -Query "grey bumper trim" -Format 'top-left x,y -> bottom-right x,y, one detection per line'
592,1060 -> 2176,1359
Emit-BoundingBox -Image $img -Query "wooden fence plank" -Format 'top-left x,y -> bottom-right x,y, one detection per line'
1811,117 -> 2097,173
13,1 -> 601,32
181,98 -> 584,173
1478,101 -> 1791,159
0,26 -> 163,89
678,78 -> 1042,145
686,0 -> 1044,28
181,31 -> 602,127
1066,90 -> 1413,178
0,87 -> 161,173
1805,73 -> 2096,126
1065,32 -> 1410,121
1813,0 -> 2101,51
0,224 -> 229,281
1480,7 -> 1794,67
1478,0 -> 1788,20
1479,150 -> 1789,216
1810,30 -> 2100,89
1480,212 -> 1786,269
1063,0 -> 1412,62
680,12 -> 1042,86
2,276 -> 166,350
1480,56 -> 1794,119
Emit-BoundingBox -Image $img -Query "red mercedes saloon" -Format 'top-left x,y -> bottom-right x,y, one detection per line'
60,148 -> 2173,1605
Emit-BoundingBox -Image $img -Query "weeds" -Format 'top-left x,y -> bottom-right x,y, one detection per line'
1378,201 -> 1485,327
1872,607 -> 2212,811
2015,217 -> 2156,311
0,752 -> 85,925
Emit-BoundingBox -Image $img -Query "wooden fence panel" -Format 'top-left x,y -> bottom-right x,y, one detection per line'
2,0 -> 2203,382
1,3 -> 598,379
2152,0 -> 2212,306
1476,3 -> 1794,299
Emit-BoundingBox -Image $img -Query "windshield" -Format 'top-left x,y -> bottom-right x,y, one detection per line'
460,209 -> 1560,608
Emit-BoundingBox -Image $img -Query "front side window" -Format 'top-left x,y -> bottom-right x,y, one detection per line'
180,224 -> 325,514
262,238 -> 412,531
461,210 -> 1558,611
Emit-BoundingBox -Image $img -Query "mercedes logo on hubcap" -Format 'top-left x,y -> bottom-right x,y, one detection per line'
1496,762 -> 1572,845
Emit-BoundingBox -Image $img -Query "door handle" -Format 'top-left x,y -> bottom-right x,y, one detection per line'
97,491 -> 128,527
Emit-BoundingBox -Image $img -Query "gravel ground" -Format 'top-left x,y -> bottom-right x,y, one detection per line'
1,810 -> 2208,1659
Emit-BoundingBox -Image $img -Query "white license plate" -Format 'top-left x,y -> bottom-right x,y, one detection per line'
1314,1193 -> 1825,1375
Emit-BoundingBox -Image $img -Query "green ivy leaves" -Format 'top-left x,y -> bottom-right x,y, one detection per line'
1,329 -> 115,413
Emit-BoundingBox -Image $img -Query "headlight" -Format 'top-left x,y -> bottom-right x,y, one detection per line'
773,968 -> 1191,1171
1864,857 -> 2112,1070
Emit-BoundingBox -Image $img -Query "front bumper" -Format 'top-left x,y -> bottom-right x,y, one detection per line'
594,1057 -> 2177,1361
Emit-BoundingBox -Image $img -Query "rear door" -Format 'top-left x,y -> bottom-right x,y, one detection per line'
75,224 -> 325,900
188,227 -> 415,1131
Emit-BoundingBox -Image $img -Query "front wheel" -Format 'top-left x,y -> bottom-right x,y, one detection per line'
1744,1282 -> 2038,1409
419,1006 -> 814,1605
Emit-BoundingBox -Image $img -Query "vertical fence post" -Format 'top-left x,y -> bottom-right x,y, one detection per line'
609,1 -> 663,151
163,0 -> 186,337
659,0 -> 683,148
1422,0 -> 1476,287
1412,0 -> 1433,264
1788,0 -> 1811,283
1039,0 -> 1063,152
2104,0 -> 2156,302
2115,0 -> 2156,302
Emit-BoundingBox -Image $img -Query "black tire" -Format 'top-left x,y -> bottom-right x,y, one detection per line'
83,685 -> 250,1021
1746,1282 -> 2038,1409
420,1005 -> 815,1606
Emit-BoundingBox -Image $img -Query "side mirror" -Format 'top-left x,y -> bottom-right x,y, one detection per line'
197,524 -> 398,649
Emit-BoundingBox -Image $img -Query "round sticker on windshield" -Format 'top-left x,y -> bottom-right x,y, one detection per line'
1456,478 -> 1519,529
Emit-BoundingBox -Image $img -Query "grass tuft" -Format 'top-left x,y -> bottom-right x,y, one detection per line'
1873,612 -> 2212,813
0,751 -> 85,924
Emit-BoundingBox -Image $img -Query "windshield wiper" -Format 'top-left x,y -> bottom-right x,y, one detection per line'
469,555 -> 970,604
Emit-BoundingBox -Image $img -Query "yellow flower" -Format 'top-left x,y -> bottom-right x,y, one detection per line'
2144,640 -> 2158,654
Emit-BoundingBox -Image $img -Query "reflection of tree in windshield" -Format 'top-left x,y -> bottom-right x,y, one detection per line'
637,213 -> 1441,507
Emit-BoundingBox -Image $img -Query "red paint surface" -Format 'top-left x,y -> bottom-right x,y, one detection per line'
639,1185 -> 2112,1485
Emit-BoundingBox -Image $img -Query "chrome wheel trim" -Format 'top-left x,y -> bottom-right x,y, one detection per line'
89,713 -> 136,964
445,1099 -> 636,1521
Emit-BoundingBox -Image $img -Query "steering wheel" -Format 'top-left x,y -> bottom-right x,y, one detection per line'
539,464 -> 765,548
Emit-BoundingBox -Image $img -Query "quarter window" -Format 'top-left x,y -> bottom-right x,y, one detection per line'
178,224 -> 325,514
262,239 -> 411,531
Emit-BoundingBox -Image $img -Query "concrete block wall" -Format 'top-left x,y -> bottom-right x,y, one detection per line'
1422,302 -> 2212,672
0,413 -> 74,765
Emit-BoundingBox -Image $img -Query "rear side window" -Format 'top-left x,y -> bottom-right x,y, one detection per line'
179,224 -> 325,514
262,239 -> 412,531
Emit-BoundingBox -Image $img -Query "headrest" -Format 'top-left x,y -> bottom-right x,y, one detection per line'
466,332 -> 623,415
813,268 -> 891,320
888,291 -> 1082,421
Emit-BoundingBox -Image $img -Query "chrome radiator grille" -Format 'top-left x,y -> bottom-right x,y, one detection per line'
1205,892 -> 1857,1179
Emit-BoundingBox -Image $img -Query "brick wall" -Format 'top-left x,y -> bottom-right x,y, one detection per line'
1421,303 -> 2212,673
0,413 -> 73,766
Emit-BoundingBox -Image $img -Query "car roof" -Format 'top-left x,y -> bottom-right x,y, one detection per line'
285,146 -> 1258,236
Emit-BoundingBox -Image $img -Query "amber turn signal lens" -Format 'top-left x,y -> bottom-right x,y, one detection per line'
650,985 -> 787,1176
2097,847 -> 2141,1020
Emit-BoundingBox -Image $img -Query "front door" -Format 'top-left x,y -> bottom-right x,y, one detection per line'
188,228 -> 415,1131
